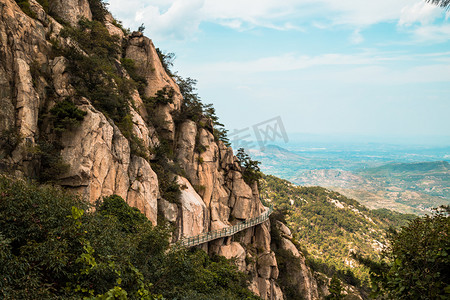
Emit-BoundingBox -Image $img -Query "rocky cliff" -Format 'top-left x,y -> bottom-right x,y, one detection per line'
0,1 -> 319,299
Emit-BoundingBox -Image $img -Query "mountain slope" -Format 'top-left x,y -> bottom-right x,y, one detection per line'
260,174 -> 416,293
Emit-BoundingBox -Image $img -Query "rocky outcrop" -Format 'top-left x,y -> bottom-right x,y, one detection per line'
178,176 -> 209,238
58,102 -> 159,224
49,0 -> 92,27
125,32 -> 182,140
218,242 -> 246,271
274,221 -> 320,300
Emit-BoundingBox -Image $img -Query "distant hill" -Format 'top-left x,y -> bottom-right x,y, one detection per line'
359,161 -> 450,176
291,162 -> 450,215
251,144 -> 450,214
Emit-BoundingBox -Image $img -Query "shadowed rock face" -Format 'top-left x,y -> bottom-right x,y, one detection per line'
0,1 -> 320,298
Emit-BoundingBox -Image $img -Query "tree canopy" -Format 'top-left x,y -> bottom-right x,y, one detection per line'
0,176 -> 260,299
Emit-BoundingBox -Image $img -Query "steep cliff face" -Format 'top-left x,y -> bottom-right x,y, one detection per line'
0,1 -> 316,299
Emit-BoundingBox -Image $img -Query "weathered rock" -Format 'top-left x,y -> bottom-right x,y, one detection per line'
130,107 -> 158,160
230,171 -> 254,219
51,56 -> 73,97
127,156 -> 159,225
255,222 -> 271,251
125,32 -> 182,108
178,176 -> 209,238
271,282 -> 284,300
218,242 -> 246,271
257,278 -> 271,300
104,13 -> 124,41
276,220 -> 292,237
58,102 -> 130,203
257,252 -> 279,279
176,120 -> 197,173
49,0 -> 92,27
15,58 -> 40,142
158,199 -> 178,223
280,238 -> 301,258
125,32 -> 182,141
29,0 -> 50,24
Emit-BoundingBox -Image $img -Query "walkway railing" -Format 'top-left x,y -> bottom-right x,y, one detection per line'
177,205 -> 273,247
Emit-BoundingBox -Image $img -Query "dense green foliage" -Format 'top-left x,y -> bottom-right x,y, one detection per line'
148,87 -> 175,105
155,48 -> 175,77
35,140 -> 70,183
61,19 -> 129,123
0,176 -> 260,299
358,206 -> 450,299
326,275 -> 345,300
50,99 -> 87,132
0,127 -> 22,158
370,208 -> 416,228
173,73 -> 229,146
260,174 -> 415,289
120,57 -> 147,95
37,0 -> 49,13
236,148 -> 262,186
88,0 -> 109,22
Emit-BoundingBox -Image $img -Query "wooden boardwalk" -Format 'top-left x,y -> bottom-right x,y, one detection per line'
178,206 -> 273,247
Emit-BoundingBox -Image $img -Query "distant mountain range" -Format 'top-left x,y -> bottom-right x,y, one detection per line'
251,145 -> 450,215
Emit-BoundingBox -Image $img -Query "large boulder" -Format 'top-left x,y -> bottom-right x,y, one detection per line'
49,0 -> 92,27
257,252 -> 279,279
218,242 -> 246,271
127,156 -> 159,225
178,176 -> 209,238
59,102 -> 131,203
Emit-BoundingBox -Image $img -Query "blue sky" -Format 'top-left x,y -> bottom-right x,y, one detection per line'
106,0 -> 450,144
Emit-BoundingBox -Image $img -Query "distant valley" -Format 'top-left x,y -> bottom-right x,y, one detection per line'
249,143 -> 450,215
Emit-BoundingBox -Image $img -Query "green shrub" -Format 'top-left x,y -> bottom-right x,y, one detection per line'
0,177 -> 259,299
97,195 -> 149,233
359,206 -> 450,299
14,0 -> 36,18
36,0 -> 48,13
36,140 -> 70,183
0,127 -> 22,157
236,148 -> 262,186
155,48 -> 175,76
149,87 -> 175,105
87,0 -> 109,22
326,275 -> 344,300
50,99 -> 87,132
120,57 -> 146,92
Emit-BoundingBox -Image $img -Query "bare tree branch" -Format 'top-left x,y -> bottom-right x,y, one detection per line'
426,0 -> 450,9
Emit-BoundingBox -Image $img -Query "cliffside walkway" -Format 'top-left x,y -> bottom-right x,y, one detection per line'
178,205 -> 273,247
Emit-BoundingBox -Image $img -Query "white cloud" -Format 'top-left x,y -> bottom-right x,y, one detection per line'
107,0 -> 449,40
350,29 -> 364,44
188,50 -> 450,88
399,2 -> 441,26
197,53 -> 376,73
195,50 -> 450,74
412,24 -> 450,42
